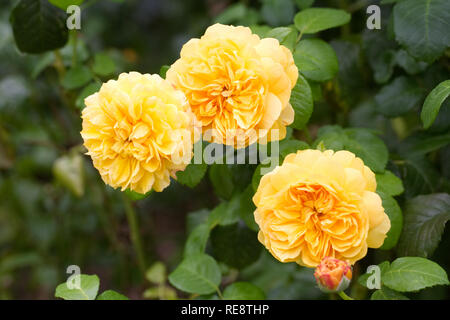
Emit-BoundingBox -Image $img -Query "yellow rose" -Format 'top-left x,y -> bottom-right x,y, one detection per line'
166,23 -> 298,148
253,149 -> 390,267
81,72 -> 194,194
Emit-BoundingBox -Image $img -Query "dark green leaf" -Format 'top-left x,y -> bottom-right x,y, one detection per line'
211,222 -> 262,269
10,0 -> 69,54
176,163 -> 208,188
397,193 -> 450,257
375,76 -> 424,117
393,0 -> 450,62
209,164 -> 234,200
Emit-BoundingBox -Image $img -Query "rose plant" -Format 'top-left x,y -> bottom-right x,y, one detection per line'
2,0 -> 450,300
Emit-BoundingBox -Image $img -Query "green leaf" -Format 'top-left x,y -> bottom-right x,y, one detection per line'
124,188 -> 151,201
53,152 -> 84,197
186,209 -> 210,234
395,50 -> 428,75
75,82 -> 101,109
159,65 -> 169,79
143,286 -> 177,300
376,170 -> 404,196
49,0 -> 84,10
362,30 -> 397,84
61,66 -> 93,90
184,223 -> 210,256
289,75 -> 313,129
145,262 -> 166,285
382,257 -> 449,292
261,0 -> 295,27
397,193 -> 450,257
378,192 -> 403,250
31,52 -> 55,79
92,53 -> 116,77
279,139 -> 309,159
176,163 -> 208,188
209,164 -> 234,200
316,126 -> 388,173
215,3 -> 247,25
398,132 -> 450,157
266,27 -> 298,51
97,290 -> 129,300
371,287 -> 409,300
421,80 -> 450,129
207,196 -> 241,228
238,185 -> 259,232
223,282 -> 266,300
168,253 -> 221,295
294,39 -> 339,82
295,0 -> 315,9
374,76 -> 423,117
10,0 -> 69,54
55,274 -> 99,300
211,222 -> 262,269
294,8 -> 351,34
398,156 -> 439,198
393,0 -> 450,62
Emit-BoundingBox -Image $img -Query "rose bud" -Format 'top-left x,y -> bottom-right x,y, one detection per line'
314,257 -> 352,293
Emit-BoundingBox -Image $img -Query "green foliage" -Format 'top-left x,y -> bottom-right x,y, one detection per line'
2,0 -> 450,301
397,194 -> 450,257
55,274 -> 99,300
96,290 -> 129,300
62,66 -> 93,90
223,282 -> 266,300
168,253 -> 221,295
315,126 -> 388,173
421,80 -> 450,129
393,0 -> 450,62
382,257 -> 449,292
10,0 -> 68,54
371,286 -> 409,300
294,8 -> 350,34
294,39 -> 338,82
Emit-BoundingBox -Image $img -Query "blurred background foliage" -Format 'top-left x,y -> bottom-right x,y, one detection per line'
0,0 -> 449,299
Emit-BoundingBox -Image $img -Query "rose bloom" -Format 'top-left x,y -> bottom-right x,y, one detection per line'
314,257 -> 352,292
253,149 -> 391,267
81,72 -> 194,194
166,23 -> 298,148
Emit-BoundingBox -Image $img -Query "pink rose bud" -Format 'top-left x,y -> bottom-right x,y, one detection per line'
314,257 -> 352,293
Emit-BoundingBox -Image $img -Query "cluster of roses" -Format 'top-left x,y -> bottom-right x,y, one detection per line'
80,24 -> 390,276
